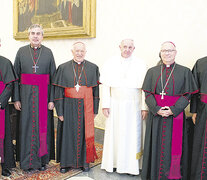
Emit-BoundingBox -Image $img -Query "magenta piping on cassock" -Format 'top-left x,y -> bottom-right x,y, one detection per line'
0,81 -> 5,163
199,93 -> 207,179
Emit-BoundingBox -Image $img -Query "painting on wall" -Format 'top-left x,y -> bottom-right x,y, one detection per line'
13,0 -> 96,40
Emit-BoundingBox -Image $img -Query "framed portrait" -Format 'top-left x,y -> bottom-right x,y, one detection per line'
13,0 -> 96,40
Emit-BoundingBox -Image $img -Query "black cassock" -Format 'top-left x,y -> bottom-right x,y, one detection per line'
0,56 -> 17,170
13,45 -> 56,170
141,63 -> 198,180
53,60 -> 99,169
190,57 -> 207,180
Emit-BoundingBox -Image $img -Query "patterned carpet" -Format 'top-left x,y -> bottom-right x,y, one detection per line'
2,143 -> 103,180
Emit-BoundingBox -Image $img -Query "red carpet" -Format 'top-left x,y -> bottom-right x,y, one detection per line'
2,142 -> 102,180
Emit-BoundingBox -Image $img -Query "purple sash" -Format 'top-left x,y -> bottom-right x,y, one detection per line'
201,94 -> 207,104
155,94 -> 183,179
21,74 -> 49,157
0,81 -> 5,163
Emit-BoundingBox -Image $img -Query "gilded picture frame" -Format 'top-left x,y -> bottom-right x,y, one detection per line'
13,0 -> 96,40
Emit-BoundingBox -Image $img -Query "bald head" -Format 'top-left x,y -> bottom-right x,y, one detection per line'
119,39 -> 135,58
71,42 -> 86,63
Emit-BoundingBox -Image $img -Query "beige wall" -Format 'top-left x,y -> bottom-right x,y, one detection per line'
0,0 -> 207,129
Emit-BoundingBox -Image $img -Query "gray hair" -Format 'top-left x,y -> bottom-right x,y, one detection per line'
72,41 -> 86,51
28,24 -> 44,35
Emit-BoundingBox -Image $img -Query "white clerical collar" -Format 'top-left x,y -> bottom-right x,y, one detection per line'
73,59 -> 84,64
163,62 -> 175,68
30,44 -> 41,49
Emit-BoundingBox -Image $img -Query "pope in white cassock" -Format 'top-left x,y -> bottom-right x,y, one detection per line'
100,39 -> 148,175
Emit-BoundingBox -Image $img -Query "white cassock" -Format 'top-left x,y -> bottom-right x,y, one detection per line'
100,55 -> 148,175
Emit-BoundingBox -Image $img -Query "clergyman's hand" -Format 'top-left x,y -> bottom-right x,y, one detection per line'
162,106 -> 173,117
58,116 -> 64,121
157,108 -> 166,117
192,113 -> 197,124
48,102 -> 54,110
102,108 -> 110,118
141,110 -> 148,120
14,101 -> 21,111
157,106 -> 172,117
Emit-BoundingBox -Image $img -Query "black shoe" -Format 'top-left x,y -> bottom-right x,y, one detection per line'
2,168 -> 11,177
39,165 -> 46,171
60,167 -> 70,173
81,167 -> 90,172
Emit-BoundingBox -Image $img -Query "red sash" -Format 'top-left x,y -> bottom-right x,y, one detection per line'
0,81 -> 5,163
155,94 -> 183,179
65,86 -> 97,163
21,74 -> 49,157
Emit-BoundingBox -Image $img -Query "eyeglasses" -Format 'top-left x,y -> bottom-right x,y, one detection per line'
161,49 -> 176,53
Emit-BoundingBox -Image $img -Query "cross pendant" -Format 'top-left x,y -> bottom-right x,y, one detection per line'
32,64 -> 39,73
160,90 -> 166,99
75,83 -> 81,92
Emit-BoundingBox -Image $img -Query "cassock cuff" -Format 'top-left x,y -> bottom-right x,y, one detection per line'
170,106 -> 180,117
154,106 -> 162,115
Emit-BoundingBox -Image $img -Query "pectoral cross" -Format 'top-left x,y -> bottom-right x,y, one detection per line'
160,90 -> 166,99
75,83 -> 81,92
32,64 -> 39,73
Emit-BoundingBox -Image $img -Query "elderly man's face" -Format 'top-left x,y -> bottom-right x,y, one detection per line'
29,27 -> 43,47
72,43 -> 86,63
160,42 -> 177,65
119,40 -> 135,58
